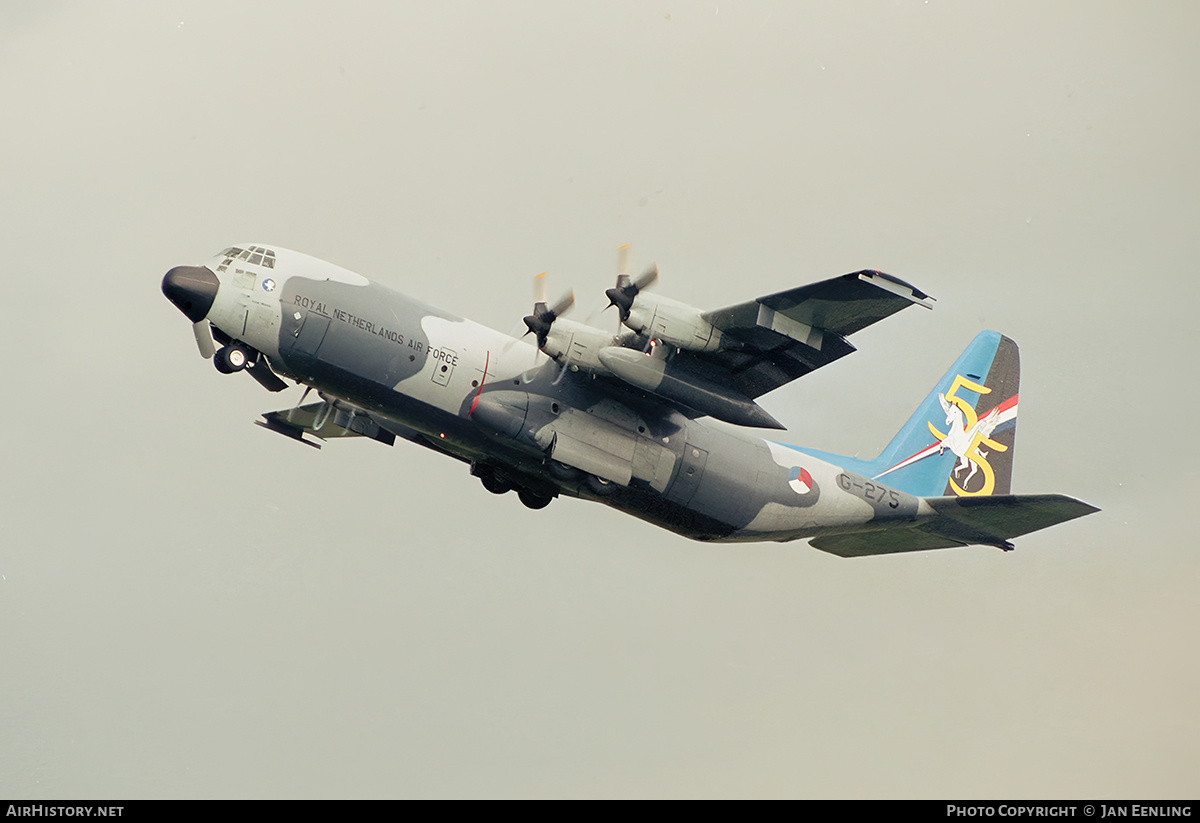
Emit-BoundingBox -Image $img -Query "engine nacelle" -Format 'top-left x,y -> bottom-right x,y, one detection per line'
540,318 -> 618,374
597,346 -> 784,429
624,294 -> 725,353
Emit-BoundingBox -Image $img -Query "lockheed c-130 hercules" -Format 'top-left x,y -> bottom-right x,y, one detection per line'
162,244 -> 1097,555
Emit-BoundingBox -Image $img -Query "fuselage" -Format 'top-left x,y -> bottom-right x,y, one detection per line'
171,244 -> 933,543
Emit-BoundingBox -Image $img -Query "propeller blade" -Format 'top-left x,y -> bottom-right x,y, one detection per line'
533,271 -> 548,308
633,264 -> 658,292
285,386 -> 314,425
312,399 -> 333,431
551,358 -> 571,385
549,289 -> 574,320
192,320 -> 215,359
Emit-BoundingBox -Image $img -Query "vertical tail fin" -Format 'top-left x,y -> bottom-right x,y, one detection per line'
799,331 -> 1020,498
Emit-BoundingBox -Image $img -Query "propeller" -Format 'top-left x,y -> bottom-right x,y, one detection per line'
522,272 -> 574,350
192,320 -> 216,359
604,245 -> 658,324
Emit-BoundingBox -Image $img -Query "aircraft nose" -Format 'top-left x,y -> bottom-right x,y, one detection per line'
162,265 -> 220,322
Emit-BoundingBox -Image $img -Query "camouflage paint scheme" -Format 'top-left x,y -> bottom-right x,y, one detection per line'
164,245 -> 1097,555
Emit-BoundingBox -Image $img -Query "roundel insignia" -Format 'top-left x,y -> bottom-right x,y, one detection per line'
788,466 -> 814,495
261,278 -> 276,292
786,466 -> 820,505
785,466 -> 820,506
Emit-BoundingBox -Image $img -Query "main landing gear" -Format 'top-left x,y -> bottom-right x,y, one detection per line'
471,463 -> 555,510
517,489 -> 553,510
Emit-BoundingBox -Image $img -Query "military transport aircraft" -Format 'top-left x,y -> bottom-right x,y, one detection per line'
162,245 -> 1097,555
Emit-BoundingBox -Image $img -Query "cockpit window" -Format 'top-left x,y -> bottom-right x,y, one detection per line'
215,245 -> 276,271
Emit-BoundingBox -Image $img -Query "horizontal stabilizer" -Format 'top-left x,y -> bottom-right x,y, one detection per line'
810,494 -> 1099,557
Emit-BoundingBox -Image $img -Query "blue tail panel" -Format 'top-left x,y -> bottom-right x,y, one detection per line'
783,331 -> 1020,498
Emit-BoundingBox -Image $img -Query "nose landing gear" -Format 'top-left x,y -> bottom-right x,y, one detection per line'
214,343 -> 254,374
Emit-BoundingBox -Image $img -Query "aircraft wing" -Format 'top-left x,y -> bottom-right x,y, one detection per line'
255,402 -> 396,449
693,269 -> 934,399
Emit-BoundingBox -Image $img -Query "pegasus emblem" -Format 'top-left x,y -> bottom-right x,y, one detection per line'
928,375 -> 1012,496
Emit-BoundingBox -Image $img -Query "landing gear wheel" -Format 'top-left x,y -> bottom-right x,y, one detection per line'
214,344 -> 252,374
585,474 -> 618,496
480,472 -> 511,495
547,460 -> 583,481
472,463 -> 512,495
518,489 -> 553,510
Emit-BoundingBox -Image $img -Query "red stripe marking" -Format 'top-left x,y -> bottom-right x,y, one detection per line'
468,350 -> 490,417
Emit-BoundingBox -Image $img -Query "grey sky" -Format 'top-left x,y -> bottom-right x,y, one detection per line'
1,1 -> 1196,798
